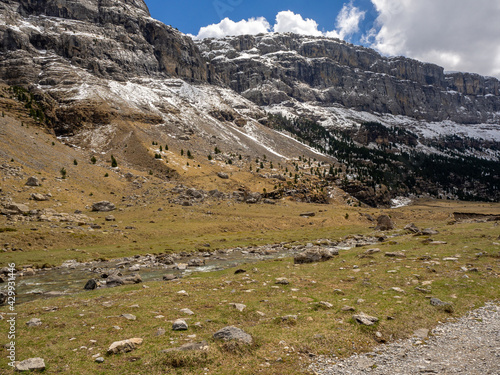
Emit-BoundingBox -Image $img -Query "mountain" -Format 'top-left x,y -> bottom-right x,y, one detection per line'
0,0 -> 499,206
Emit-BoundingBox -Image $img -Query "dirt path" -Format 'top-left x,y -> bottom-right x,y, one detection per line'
310,302 -> 500,375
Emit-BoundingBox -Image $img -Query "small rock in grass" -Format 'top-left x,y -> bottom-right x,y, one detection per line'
26,318 -> 42,327
95,357 -> 104,363
107,338 -> 143,354
353,312 -> 379,326
121,314 -> 136,321
172,319 -> 188,331
229,303 -> 246,312
180,308 -> 194,315
275,277 -> 289,285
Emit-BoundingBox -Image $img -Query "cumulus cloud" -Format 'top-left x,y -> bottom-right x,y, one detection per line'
273,10 -> 322,36
196,17 -> 271,39
327,2 -> 366,40
195,7 -> 365,41
368,0 -> 500,78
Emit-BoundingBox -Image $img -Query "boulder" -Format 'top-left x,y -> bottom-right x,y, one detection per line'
375,215 -> 395,230
91,201 -> 116,212
404,223 -> 420,233
294,248 -> 338,264
213,326 -> 253,344
172,319 -> 188,331
30,193 -> 49,201
107,338 -> 143,354
14,357 -> 45,371
25,176 -> 41,186
353,312 -> 379,326
84,279 -> 99,290
187,258 -> 205,267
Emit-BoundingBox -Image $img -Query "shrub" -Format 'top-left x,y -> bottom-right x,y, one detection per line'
110,155 -> 117,168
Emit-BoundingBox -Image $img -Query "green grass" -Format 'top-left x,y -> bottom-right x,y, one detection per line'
1,219 -> 498,374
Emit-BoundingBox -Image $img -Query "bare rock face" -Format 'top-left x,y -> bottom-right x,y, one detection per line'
198,34 -> 500,124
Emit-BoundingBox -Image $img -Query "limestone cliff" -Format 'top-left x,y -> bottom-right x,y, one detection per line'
198,34 -> 500,124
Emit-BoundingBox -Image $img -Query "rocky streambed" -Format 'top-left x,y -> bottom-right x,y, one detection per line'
4,235 -> 382,304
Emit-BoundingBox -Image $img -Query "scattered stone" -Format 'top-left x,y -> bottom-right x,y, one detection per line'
128,264 -> 141,272
26,176 -> 41,186
26,318 -> 42,327
188,258 -> 205,267
217,172 -> 229,179
341,305 -> 356,312
177,290 -> 188,296
107,338 -> 143,354
172,319 -> 188,331
294,248 -> 338,264
91,201 -> 116,212
275,277 -> 289,285
163,274 -> 178,281
300,212 -> 315,217
375,215 -> 395,231
95,357 -> 104,363
415,287 -> 431,293
105,215 -> 116,221
84,279 -> 99,290
421,228 -> 439,235
385,252 -> 406,258
155,327 -> 166,336
230,303 -> 246,312
121,314 -> 136,321
430,298 -> 454,312
213,326 -> 253,344
413,328 -> 430,339
162,341 -> 209,353
404,223 -> 420,233
364,248 -> 381,254
391,287 -> 405,293
30,193 -> 49,201
318,301 -> 333,309
353,312 -> 379,326
14,357 -> 45,371
180,308 -> 194,315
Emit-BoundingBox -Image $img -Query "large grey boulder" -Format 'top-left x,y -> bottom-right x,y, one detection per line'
213,326 -> 253,344
375,215 -> 395,231
91,201 -> 116,212
14,357 -> 45,371
25,176 -> 40,186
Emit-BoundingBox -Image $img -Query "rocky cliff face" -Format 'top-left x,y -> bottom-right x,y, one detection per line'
0,0 -> 208,83
198,34 -> 500,124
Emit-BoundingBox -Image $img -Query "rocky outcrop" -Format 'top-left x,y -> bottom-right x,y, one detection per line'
0,0 -> 208,84
198,34 -> 500,124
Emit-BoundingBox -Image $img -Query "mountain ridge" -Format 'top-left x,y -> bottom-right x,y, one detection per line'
0,0 -> 499,206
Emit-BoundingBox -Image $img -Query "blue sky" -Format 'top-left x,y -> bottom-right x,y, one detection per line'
143,0 -> 500,79
145,0 -> 377,46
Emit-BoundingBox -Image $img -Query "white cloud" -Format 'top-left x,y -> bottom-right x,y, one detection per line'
327,2 -> 365,40
368,0 -> 500,78
196,17 -> 271,39
273,10 -> 322,36
195,7 -> 365,41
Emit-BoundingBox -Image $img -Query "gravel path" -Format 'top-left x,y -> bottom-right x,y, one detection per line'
309,302 -> 500,375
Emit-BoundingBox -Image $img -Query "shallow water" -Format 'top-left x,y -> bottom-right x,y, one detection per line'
14,247 -> 302,304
